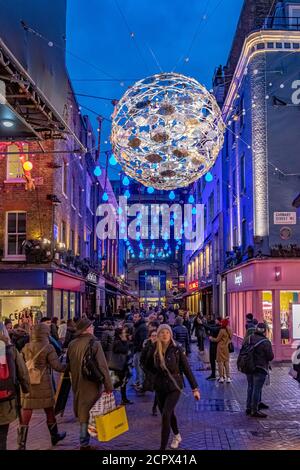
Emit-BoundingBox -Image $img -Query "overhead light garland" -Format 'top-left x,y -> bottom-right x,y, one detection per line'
111,72 -> 225,190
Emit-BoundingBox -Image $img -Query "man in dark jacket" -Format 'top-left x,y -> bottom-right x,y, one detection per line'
133,312 -> 148,390
172,317 -> 190,354
204,317 -> 222,380
67,318 -> 112,450
93,320 -> 114,362
246,323 -> 274,418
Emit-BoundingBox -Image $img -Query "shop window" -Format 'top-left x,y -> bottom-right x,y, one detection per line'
63,291 -> 69,321
6,144 -> 28,180
262,291 -> 273,342
6,212 -> 26,258
70,292 -> 76,318
53,290 -> 62,319
0,290 -> 46,324
280,291 -> 300,344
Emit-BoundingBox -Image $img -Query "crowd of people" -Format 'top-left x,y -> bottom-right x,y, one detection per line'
0,305 -> 285,451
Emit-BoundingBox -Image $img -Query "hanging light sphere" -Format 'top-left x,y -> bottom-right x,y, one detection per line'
111,72 -> 225,190
23,161 -> 33,171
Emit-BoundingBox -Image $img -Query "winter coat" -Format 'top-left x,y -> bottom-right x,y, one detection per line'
50,323 -> 59,342
100,329 -> 114,362
192,317 -> 206,338
172,325 -> 190,353
0,335 -> 29,425
249,332 -> 274,373
10,328 -> 29,352
210,327 -> 232,362
20,324 -> 65,409
67,333 -> 112,423
144,342 -> 198,393
133,319 -> 148,353
63,326 -> 76,348
140,339 -> 156,391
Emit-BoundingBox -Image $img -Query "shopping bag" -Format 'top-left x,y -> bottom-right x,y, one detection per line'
88,392 -> 116,437
95,405 -> 128,442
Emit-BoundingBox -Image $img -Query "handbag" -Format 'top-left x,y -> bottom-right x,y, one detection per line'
228,342 -> 235,354
95,405 -> 128,442
88,392 -> 116,437
108,352 -> 127,372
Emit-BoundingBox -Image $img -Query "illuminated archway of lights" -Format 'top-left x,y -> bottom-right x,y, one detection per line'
111,73 -> 225,190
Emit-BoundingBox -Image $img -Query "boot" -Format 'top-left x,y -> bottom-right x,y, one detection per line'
47,423 -> 66,446
17,425 -> 28,450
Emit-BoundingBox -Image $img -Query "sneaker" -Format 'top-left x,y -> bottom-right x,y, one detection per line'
218,377 -> 225,383
226,377 -> 232,383
206,375 -> 216,381
250,411 -> 267,418
170,434 -> 182,449
258,402 -> 269,410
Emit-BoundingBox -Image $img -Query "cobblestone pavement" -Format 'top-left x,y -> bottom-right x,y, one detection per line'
7,343 -> 300,451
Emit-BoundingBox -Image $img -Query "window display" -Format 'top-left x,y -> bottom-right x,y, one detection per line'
0,290 -> 47,324
280,291 -> 300,344
262,291 -> 273,342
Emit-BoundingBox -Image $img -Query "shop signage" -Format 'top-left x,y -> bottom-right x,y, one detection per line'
179,276 -> 185,288
86,272 -> 98,284
234,272 -> 243,286
47,272 -> 53,286
189,280 -> 199,291
292,304 -> 300,339
274,212 -> 297,225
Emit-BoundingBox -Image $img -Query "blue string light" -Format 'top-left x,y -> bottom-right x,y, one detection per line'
147,186 -> 154,194
109,154 -> 117,166
102,192 -> 108,202
124,189 -> 131,199
205,172 -> 213,182
192,207 -> 197,215
94,166 -> 102,177
169,191 -> 175,201
188,195 -> 195,204
122,176 -> 130,186
118,207 -> 123,215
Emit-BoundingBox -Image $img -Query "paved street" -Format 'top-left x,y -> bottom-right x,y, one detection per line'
7,344 -> 300,451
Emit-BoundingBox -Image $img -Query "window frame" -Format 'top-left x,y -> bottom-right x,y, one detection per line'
4,211 -> 26,260
5,144 -> 28,182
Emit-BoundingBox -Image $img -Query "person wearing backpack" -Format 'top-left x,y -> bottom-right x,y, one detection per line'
19,323 -> 67,450
67,318 -> 113,450
239,323 -> 274,418
0,322 -> 29,450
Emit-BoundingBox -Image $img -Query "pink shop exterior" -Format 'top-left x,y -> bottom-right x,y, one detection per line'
225,259 -> 300,361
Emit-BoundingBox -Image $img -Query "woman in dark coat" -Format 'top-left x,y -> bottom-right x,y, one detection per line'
109,328 -> 133,405
0,323 -> 29,450
19,323 -> 66,450
140,329 -> 158,415
191,313 -> 206,352
144,324 -> 200,450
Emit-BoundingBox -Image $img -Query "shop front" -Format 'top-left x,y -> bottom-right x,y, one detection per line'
0,268 -> 85,323
225,259 -> 300,361
186,281 -> 201,314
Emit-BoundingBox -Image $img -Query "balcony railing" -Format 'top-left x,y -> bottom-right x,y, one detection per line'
257,16 -> 300,31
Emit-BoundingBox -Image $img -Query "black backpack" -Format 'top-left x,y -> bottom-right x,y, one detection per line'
82,340 -> 104,383
237,337 -> 268,374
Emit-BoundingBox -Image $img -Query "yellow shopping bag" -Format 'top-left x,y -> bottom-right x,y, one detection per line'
95,405 -> 129,442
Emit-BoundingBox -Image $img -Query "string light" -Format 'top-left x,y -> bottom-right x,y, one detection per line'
102,192 -> 109,202
94,166 -> 102,177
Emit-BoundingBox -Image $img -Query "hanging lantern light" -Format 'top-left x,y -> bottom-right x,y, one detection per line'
94,166 -> 102,177
23,161 -> 33,171
188,195 -> 195,204
102,192 -> 109,202
111,72 -> 225,190
109,153 -> 117,166
122,176 -> 130,186
205,171 -> 213,183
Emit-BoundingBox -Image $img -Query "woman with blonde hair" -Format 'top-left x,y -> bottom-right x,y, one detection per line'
144,324 -> 200,450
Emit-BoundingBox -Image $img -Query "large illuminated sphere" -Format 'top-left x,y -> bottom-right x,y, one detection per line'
111,73 -> 225,190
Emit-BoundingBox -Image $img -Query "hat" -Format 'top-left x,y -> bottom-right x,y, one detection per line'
75,318 -> 93,335
256,322 -> 267,333
157,324 -> 173,337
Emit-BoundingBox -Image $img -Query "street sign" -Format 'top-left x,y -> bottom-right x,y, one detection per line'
274,212 -> 297,225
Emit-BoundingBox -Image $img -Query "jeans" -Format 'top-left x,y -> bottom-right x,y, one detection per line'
80,423 -> 90,447
209,343 -> 217,377
133,352 -> 144,385
0,424 -> 9,450
156,390 -> 181,450
246,371 -> 267,412
197,335 -> 204,351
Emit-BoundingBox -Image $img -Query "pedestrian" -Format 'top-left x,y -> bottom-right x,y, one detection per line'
144,324 -> 200,450
182,312 -> 191,341
19,323 -> 67,450
209,318 -> 232,383
67,318 -> 112,450
140,329 -> 158,415
191,313 -> 206,352
109,328 -> 133,405
58,320 -> 67,346
204,317 -> 222,380
63,319 -> 77,349
97,321 -> 115,362
50,317 -> 59,342
172,316 -> 190,354
0,322 -> 29,450
132,312 -> 148,391
244,323 -> 274,417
